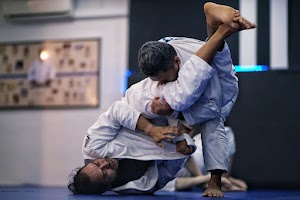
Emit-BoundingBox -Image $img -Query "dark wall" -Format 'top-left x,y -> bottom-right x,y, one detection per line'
256,0 -> 269,66
289,0 -> 300,70
228,71 -> 300,188
129,0 -> 300,188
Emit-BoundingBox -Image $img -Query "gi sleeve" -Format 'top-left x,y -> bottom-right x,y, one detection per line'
162,55 -> 215,111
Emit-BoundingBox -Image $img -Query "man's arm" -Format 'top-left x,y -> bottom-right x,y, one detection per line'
150,53 -> 215,116
86,101 -> 179,151
86,101 -> 141,145
122,79 -> 161,119
136,114 -> 179,147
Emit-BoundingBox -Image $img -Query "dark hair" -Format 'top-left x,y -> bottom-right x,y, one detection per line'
68,166 -> 110,194
138,41 -> 177,76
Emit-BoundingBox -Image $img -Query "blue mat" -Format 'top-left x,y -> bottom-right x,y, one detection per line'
1,186 -> 300,200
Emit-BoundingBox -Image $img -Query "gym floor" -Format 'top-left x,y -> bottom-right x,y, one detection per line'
1,186 -> 300,200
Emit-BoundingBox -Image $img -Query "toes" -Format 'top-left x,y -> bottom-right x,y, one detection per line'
251,22 -> 257,28
233,10 -> 240,17
238,17 -> 252,30
233,16 -> 240,22
202,189 -> 224,197
239,17 -> 245,24
241,18 -> 257,29
231,22 -> 240,30
234,9 -> 240,14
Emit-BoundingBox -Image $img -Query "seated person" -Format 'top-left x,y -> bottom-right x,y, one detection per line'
27,48 -> 56,88
68,101 -> 196,194
160,127 -> 247,192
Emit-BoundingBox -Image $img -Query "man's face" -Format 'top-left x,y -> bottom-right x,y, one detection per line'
150,56 -> 180,85
81,158 -> 118,186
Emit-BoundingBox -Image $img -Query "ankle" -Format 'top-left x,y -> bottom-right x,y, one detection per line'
208,174 -> 222,189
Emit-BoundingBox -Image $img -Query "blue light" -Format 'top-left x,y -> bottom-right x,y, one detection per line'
234,65 -> 269,72
123,70 -> 132,94
126,70 -> 132,77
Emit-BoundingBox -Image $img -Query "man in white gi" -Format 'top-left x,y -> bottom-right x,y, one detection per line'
137,2 -> 256,197
69,101 -> 196,194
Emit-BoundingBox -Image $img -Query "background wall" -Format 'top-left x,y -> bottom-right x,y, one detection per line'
0,0 -> 129,186
229,71 -> 300,189
128,0 -> 300,189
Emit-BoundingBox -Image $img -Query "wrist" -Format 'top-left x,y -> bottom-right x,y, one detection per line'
143,123 -> 153,136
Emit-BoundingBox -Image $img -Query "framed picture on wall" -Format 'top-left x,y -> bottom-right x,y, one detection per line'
0,38 -> 100,109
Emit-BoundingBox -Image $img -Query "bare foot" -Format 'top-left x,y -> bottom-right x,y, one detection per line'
215,24 -> 240,40
202,174 -> 224,197
203,187 -> 224,197
204,2 -> 256,37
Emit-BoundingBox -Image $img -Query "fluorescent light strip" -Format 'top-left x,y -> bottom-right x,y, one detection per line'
234,65 -> 269,72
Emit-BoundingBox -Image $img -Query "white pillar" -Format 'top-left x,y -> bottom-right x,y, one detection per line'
239,0 -> 257,66
270,0 -> 288,70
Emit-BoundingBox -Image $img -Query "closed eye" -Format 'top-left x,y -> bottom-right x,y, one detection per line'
108,160 -> 113,168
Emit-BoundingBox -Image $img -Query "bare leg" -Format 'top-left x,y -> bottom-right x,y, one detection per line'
194,22 -> 239,65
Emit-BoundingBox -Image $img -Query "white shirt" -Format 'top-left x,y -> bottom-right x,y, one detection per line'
27,59 -> 56,84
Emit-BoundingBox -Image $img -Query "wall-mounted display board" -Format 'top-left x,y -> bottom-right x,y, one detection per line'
0,38 -> 100,109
